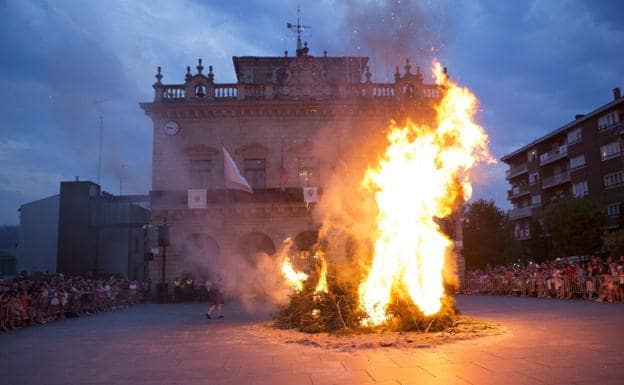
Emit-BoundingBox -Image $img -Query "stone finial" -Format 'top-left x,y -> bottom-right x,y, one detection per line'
364,66 -> 372,83
155,66 -> 163,84
323,50 -> 327,58
415,65 -> 423,82
394,66 -> 401,82
185,66 -> 192,81
404,58 -> 412,75
196,58 -> 204,74
284,50 -> 288,57
208,65 -> 214,81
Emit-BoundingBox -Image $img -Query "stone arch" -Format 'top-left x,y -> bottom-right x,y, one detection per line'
294,230 -> 319,252
181,233 -> 220,279
237,232 -> 276,265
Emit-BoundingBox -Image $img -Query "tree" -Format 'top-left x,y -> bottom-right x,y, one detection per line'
527,219 -> 549,262
544,198 -> 605,257
603,230 -> 624,257
463,199 -> 509,268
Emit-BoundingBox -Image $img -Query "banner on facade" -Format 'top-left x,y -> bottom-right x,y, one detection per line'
303,186 -> 318,203
223,146 -> 253,194
188,189 -> 207,209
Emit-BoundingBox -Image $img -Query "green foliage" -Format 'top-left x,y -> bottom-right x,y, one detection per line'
463,199 -> 509,268
603,230 -> 624,257
544,198 -> 605,257
528,219 -> 549,262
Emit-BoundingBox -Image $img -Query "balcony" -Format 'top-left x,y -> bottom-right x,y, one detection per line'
541,171 -> 570,189
505,163 -> 528,179
509,206 -> 533,220
150,188 -> 319,208
539,145 -> 567,165
508,184 -> 531,199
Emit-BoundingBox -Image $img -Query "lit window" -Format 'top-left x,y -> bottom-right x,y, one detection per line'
598,112 -> 619,130
604,171 -> 624,188
298,158 -> 319,187
529,173 -> 539,185
601,142 -> 621,161
531,195 -> 541,205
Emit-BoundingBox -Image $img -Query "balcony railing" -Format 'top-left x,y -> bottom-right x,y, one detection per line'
505,163 -> 528,179
508,184 -> 531,199
150,188 -> 319,208
539,145 -> 567,165
541,171 -> 570,189
509,206 -> 533,220
154,82 -> 441,103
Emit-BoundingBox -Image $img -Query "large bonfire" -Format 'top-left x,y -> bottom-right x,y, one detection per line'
276,61 -> 490,332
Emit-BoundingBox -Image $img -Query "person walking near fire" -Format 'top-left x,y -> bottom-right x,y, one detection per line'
205,280 -> 224,319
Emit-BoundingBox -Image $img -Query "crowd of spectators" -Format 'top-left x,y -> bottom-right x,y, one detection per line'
0,273 -> 149,331
463,255 -> 624,302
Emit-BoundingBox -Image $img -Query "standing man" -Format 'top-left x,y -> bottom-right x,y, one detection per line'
205,280 -> 224,319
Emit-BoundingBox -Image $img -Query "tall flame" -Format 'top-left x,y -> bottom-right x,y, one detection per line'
358,61 -> 490,325
281,257 -> 308,292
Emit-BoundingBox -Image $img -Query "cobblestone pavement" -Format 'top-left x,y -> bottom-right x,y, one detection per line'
2,295 -> 623,385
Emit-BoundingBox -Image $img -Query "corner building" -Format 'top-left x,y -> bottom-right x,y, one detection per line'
140,44 -> 443,284
502,88 -> 624,255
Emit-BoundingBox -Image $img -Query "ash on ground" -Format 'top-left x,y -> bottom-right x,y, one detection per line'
244,316 -> 503,352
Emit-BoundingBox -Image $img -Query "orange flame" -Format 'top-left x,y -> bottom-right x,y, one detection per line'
358,61 -> 490,325
281,257 -> 308,292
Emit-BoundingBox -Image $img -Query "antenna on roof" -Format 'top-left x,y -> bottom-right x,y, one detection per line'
287,6 -> 311,55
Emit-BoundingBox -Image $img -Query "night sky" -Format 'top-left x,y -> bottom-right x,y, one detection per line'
1,0 -> 623,224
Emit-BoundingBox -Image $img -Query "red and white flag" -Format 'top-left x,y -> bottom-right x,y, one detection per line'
223,146 -> 253,194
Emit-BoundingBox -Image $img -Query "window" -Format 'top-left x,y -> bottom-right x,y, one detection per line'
529,173 -> 539,185
567,128 -> 582,144
189,160 -> 211,189
244,159 -> 266,188
298,158 -> 319,187
572,181 -> 588,197
601,141 -> 621,160
569,154 -> 586,170
527,149 -> 537,162
598,111 -> 619,130
607,203 -> 621,217
604,171 -> 624,188
531,195 -> 541,205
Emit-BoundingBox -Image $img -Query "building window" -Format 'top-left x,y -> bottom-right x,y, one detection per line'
572,181 -> 588,198
189,160 -> 211,189
598,111 -> 619,131
607,202 -> 621,217
569,154 -> 586,170
531,195 -> 541,205
601,141 -> 621,161
567,128 -> 582,144
298,158 -> 319,187
604,171 -> 624,189
244,159 -> 266,188
527,149 -> 537,162
529,173 -> 539,185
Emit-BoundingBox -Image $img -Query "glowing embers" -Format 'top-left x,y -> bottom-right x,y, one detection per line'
358,61 -> 490,326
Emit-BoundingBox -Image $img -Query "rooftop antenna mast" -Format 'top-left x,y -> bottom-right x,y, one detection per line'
93,98 -> 108,186
287,6 -> 311,53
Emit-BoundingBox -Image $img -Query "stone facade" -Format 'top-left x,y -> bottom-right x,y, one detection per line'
140,46 -> 444,284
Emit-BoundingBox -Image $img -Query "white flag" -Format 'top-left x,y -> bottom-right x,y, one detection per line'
187,189 -> 207,209
223,146 -> 253,194
303,186 -> 318,203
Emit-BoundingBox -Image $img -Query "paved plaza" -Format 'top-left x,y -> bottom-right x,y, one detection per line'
2,295 -> 623,385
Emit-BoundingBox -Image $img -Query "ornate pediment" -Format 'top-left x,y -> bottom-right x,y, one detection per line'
280,56 -> 331,99
183,144 -> 219,159
235,143 -> 271,158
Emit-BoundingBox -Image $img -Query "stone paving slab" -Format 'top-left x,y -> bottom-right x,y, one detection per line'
1,296 -> 624,385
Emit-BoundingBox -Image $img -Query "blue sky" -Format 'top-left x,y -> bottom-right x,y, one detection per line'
0,0 -> 623,224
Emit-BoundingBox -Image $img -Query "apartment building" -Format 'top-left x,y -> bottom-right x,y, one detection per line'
502,88 -> 624,250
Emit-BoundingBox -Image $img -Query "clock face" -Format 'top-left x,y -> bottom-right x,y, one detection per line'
164,121 -> 180,136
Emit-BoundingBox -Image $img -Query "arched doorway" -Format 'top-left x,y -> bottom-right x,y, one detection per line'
237,232 -> 276,266
294,230 -> 319,252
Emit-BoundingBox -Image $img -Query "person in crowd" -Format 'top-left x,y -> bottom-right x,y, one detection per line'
205,280 -> 224,320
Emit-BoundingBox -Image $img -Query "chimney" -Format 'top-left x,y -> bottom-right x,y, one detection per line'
75,176 -> 79,182
613,87 -> 621,100
575,114 -> 584,120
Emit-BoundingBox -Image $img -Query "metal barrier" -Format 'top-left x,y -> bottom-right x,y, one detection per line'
462,275 -> 621,302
